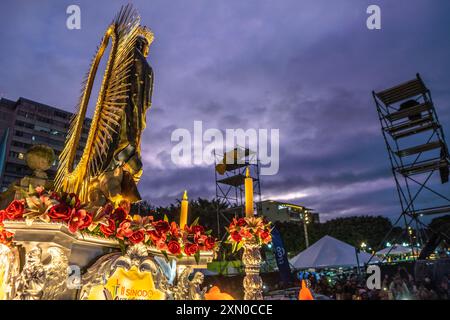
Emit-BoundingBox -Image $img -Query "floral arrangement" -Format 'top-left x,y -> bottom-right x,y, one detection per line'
226,216 -> 272,252
0,187 -> 217,262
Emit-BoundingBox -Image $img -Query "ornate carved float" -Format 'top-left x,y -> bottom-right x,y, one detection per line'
1,220 -> 213,300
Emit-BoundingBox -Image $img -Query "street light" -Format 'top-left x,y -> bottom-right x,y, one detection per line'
360,242 -> 367,251
302,210 -> 310,248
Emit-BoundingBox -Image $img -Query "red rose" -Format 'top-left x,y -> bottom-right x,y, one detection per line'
68,209 -> 92,233
260,231 -> 270,240
129,230 -> 145,244
191,225 -> 205,234
82,211 -> 92,228
205,236 -> 216,250
0,210 -> 5,223
155,239 -> 167,251
237,218 -> 247,227
100,218 -> 116,237
230,231 -> 242,242
194,234 -> 207,245
48,204 -> 72,221
116,221 -> 133,239
153,220 -> 170,233
5,200 -> 25,220
184,242 -> 199,256
111,207 -> 127,222
167,240 -> 181,255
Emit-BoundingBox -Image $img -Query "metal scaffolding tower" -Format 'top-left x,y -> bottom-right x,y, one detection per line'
214,146 -> 262,240
372,74 -> 450,260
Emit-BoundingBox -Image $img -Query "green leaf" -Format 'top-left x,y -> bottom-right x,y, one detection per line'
191,217 -> 200,226
232,241 -> 237,253
161,250 -> 169,261
118,240 -> 127,254
236,241 -> 244,252
205,230 -> 212,235
194,251 -> 200,265
28,184 -> 34,194
18,187 -> 28,199
164,214 -> 169,222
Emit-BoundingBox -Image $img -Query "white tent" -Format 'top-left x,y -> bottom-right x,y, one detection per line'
376,245 -> 412,256
289,235 -> 378,269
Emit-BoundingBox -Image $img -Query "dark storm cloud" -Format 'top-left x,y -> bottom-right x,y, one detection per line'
1,0 -> 450,221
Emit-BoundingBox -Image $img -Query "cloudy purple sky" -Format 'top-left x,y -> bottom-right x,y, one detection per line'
1,1 -> 449,221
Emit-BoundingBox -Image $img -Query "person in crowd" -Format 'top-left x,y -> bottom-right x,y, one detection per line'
389,276 -> 411,300
436,276 -> 448,300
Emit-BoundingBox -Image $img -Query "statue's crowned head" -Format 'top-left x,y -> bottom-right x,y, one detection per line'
137,26 -> 154,57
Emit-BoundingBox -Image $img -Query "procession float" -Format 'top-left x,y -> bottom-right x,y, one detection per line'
0,5 -> 270,300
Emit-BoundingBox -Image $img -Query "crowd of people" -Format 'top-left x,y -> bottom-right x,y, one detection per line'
308,267 -> 449,300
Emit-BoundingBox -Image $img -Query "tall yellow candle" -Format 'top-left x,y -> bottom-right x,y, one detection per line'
245,168 -> 254,217
180,190 -> 188,229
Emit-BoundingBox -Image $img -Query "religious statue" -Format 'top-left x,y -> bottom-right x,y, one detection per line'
188,272 -> 207,300
13,247 -> 45,300
172,267 -> 207,300
54,5 -> 155,206
13,246 -> 68,300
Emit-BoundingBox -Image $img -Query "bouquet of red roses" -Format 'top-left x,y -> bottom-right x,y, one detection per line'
0,187 -> 94,241
226,216 -> 272,252
0,187 -> 218,261
145,217 -> 217,262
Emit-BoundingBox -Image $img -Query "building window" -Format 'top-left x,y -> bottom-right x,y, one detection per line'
12,141 -> 32,149
17,110 -> 34,119
54,110 -> 69,119
15,120 -> 34,129
36,116 -> 52,124
35,125 -> 51,134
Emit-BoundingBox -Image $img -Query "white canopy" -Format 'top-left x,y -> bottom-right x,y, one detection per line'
289,235 -> 378,269
376,245 -> 412,256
